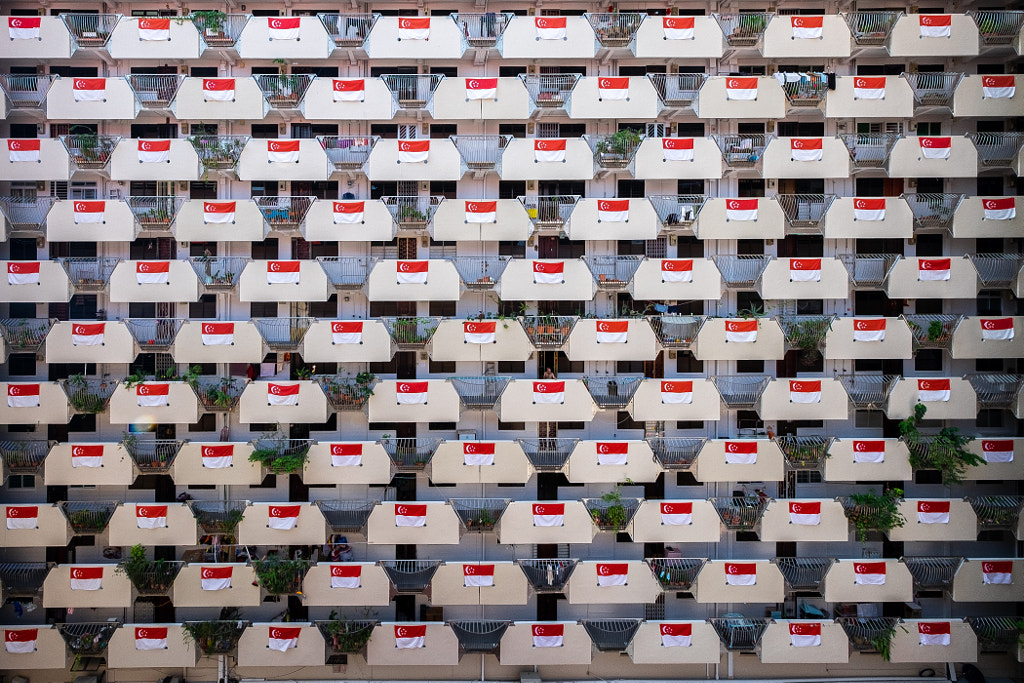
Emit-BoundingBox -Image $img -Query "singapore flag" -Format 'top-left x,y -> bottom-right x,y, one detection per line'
982,197 -> 1015,221
660,623 -> 692,647
397,17 -> 430,40
70,567 -> 103,591
465,78 -> 497,100
396,381 -> 428,404
201,322 -> 234,346
397,140 -> 429,163
661,259 -> 693,282
72,323 -> 105,346
660,502 -> 692,525
137,139 -> 171,163
788,501 -> 821,525
726,77 -> 757,100
919,14 -> 951,38
463,564 -> 495,587
725,198 -> 758,221
596,442 -> 628,466
725,319 -> 757,343
268,139 -> 300,163
200,565 -> 233,590
981,75 -> 1015,99
981,439 -> 1013,463
535,16 -> 567,40
980,317 -> 1013,341
203,78 -> 235,101
394,625 -> 426,649
6,384 -> 39,408
464,321 -> 496,344
267,383 -> 300,406
534,138 -> 566,163
330,564 -> 361,588
724,441 -> 757,465
918,622 -> 951,646
463,442 -> 495,466
71,444 -> 104,468
917,500 -> 950,524
853,318 -> 886,342
5,629 -> 37,654
135,627 -> 168,651
790,138 -> 823,162
595,320 -> 628,343
395,504 -> 427,527
136,505 -> 168,529
267,260 -> 301,284
331,321 -> 363,344
532,381 -> 564,404
136,383 -> 169,407
7,17 -> 40,40
724,563 -> 756,586
918,258 -> 950,281
267,17 -> 301,40
789,258 -> 821,282
597,199 -> 629,223
853,77 -> 885,100
852,440 -> 885,463
853,198 -> 886,221
138,18 -> 170,40
981,561 -> 1013,584
791,15 -> 823,39
918,136 -> 951,159
853,562 -> 886,585
596,563 -> 628,587
661,380 -> 693,404
662,138 -> 694,162
201,444 -> 233,469
333,201 -> 365,224
396,260 -> 429,284
532,503 -> 564,527
465,201 -> 497,223
789,380 -> 821,404
74,200 -> 105,224
917,378 -> 950,402
532,624 -> 563,648
332,79 -> 364,102
203,201 -> 235,223
73,78 -> 106,102
268,505 -> 301,530
6,506 -> 37,530
268,627 -> 301,652
598,77 -> 629,101
330,444 -> 362,467
662,16 -> 694,40
136,261 -> 170,285
789,623 -> 822,647
7,139 -> 40,163
533,261 -> 564,284
7,262 -> 40,285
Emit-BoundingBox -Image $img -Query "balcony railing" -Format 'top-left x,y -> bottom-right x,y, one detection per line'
315,499 -> 377,532
0,318 -> 54,353
842,11 -> 902,45
649,315 -> 703,349
518,194 -> 580,229
711,496 -> 768,530
837,374 -> 899,410
0,196 -> 54,234
969,10 -> 1024,45
583,497 -> 641,531
189,500 -> 247,535
583,619 -> 642,652
253,317 -> 313,351
968,495 -> 1024,531
125,318 -> 184,351
449,498 -> 510,532
318,13 -> 377,48
517,559 -> 578,592
195,377 -> 244,412
59,622 -> 120,655
837,254 -> 899,289
838,617 -> 902,652
127,196 -> 184,231
901,556 -> 962,591
649,195 -> 706,229
192,13 -> 250,47
904,193 -> 963,232
516,438 -> 578,471
904,314 -> 960,352
189,256 -> 248,290
776,435 -> 833,471
126,74 -> 185,109
182,620 -> 248,655
970,132 -> 1024,168
380,438 -> 441,472
61,500 -> 118,534
61,13 -> 119,48
714,12 -> 772,47
839,133 -> 900,168
190,135 -> 249,173
379,560 -> 442,593
254,196 -> 314,231
0,74 -> 56,109
773,557 -> 833,592
967,373 -> 1024,410
967,617 -> 1024,653
381,195 -> 443,229
585,134 -> 642,171
449,257 -> 510,290
451,135 -> 511,175
121,560 -> 183,596
318,136 -> 378,171
450,376 -> 511,409
318,373 -> 375,412
451,12 -> 513,50
776,194 -> 835,233
519,74 -> 581,114
711,375 -> 770,408
380,74 -> 444,112
586,12 -> 644,47
712,134 -> 771,169
123,438 -> 184,474
61,134 -> 120,170
646,557 -> 704,592
450,621 -> 509,654
381,316 -> 440,349
777,314 -> 834,356
0,440 -> 54,476
255,74 -> 314,108
249,438 -> 313,475
713,255 -> 771,288
252,557 -> 309,595
317,256 -> 373,290
902,72 -> 963,111
645,73 -> 706,110
520,315 -> 576,349
782,76 -> 829,109
583,255 -> 643,290
316,620 -> 377,661
648,437 -> 704,470
710,617 -> 769,651
582,375 -> 643,409
0,563 -> 49,599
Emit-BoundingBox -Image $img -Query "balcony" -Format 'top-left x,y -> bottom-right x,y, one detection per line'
519,74 -> 581,116
193,377 -> 245,412
126,74 -> 185,112
968,373 -> 1024,417
448,621 -> 512,651
901,71 -> 963,113
449,376 -> 512,410
584,133 -> 642,175
569,439 -> 658,483
125,318 -> 184,352
645,73 -> 706,113
318,135 -> 377,175
634,137 -> 722,180
179,620 -> 250,653
313,619 -> 379,659
315,499 -> 378,535
568,199 -> 659,240
429,440 -> 531,485
378,437 -> 441,473
173,443 -> 260,486
1,73 -> 57,112
42,442 -> 132,486
824,559 -> 914,603
581,375 -> 644,408
969,496 -> 1024,535
109,139 -> 200,182
762,14 -> 851,58
59,12 -> 117,49
501,15 -> 596,59
694,75 -> 786,119
841,10 -> 901,46
567,316 -> 656,359
824,317 -> 913,360
239,141 -> 330,182
951,559 -> 1024,602
0,318 -> 51,357
497,259 -> 595,301
905,313 -> 961,354
0,563 -> 49,602
108,380 -> 200,425
0,439 -> 53,478
838,617 -> 902,658
378,73 -> 444,115
889,138 -> 978,179
60,133 -> 119,173
124,196 -> 183,234
585,11 -> 643,49
953,75 -> 1024,118
517,194 -> 581,230
763,138 -> 851,179
122,438 -> 183,475
302,201 -> 392,242
188,500 -> 248,536
827,78 -> 913,119
251,317 -> 312,353
714,12 -> 771,49
839,253 -> 899,290
496,501 -> 595,545
761,621 -> 848,665
108,624 -> 196,669
381,316 -> 440,350
571,76 -> 661,120
762,256 -> 848,301
184,257 -> 246,294
367,140 -> 461,181
236,16 -> 333,60
710,375 -> 771,409
971,132 -> 1024,171
696,198 -> 786,239
889,14 -> 979,57
2,503 -> 68,546
316,373 -> 376,413
191,13 -> 249,48
712,133 -> 771,173
886,256 -> 978,300
367,380 -> 461,423
446,257 -> 512,292
319,12 -> 376,51
452,12 -> 513,51
108,504 -> 196,548
710,496 -> 768,531
238,502 -> 326,546
694,438 -> 785,482
188,135 -> 248,176
901,556 -> 962,592
516,438 -> 577,473
695,317 -> 786,360
173,78 -> 267,120
629,498 -> 719,543
498,379 -> 596,422
448,498 -> 510,534
450,135 -> 512,178
709,617 -> 769,651
0,15 -> 73,59
364,16 -> 464,60
824,195 -> 912,239
239,260 -> 330,302
953,314 -> 1024,360
315,257 -> 373,292
889,620 -> 977,663
966,617 -> 1023,658
581,619 -> 645,652
502,140 -> 593,180
694,561 -> 784,604
0,138 -> 71,182
956,199 -> 1024,241
301,319 -> 393,364
238,380 -> 329,425
0,196 -> 53,236
887,375 -> 977,420
0,381 -> 70,424
57,622 -> 122,656
629,621 -> 720,665
365,623 -> 459,666
774,557 -> 833,594
760,498 -> 849,542
61,501 -> 118,536
365,503 -> 461,545
304,442 -> 391,485
380,195 -> 443,231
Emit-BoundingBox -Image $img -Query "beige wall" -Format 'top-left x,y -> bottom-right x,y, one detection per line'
237,623 -> 324,667
629,378 -> 721,422
302,319 -> 395,363
365,16 -> 465,59
0,503 -> 69,547
237,502 -> 327,546
173,563 -> 262,608
501,15 -> 595,59
887,499 -> 977,542
108,259 -> 202,303
632,136 -> 723,179
174,198 -> 269,243
760,257 -> 850,300
824,439 -> 913,482
238,260 -> 330,302
759,499 -> 849,542
0,381 -> 70,425
365,138 -> 462,181
888,620 -> 976,663
758,377 -> 849,421
429,319 -> 533,362
950,559 -> 1024,602
565,318 -> 658,361
429,199 -> 532,242
47,198 -> 138,242
108,624 -> 198,669
952,196 -> 1024,238
0,16 -> 72,59
628,499 -> 720,543
365,623 -> 459,666
498,622 -> 592,666
42,564 -> 132,608
301,562 -> 391,607
429,440 -> 532,484
46,319 -> 137,364
108,17 -> 203,59
824,316 -> 914,360
761,15 -> 851,58
759,621 -> 849,664
107,503 -> 198,547
823,196 -> 913,239
0,626 -> 66,670
694,439 -> 785,482
566,560 -> 661,604
952,75 -> 1024,117
565,440 -> 661,483
497,259 -> 596,301
497,379 -> 596,422
0,138 -> 70,181
109,139 -> 201,181
496,501 -> 596,545
44,442 -> 134,486
365,259 -> 462,302
172,320 -> 265,364
633,15 -> 724,58
692,560 -> 785,604
630,258 -> 723,301
885,376 -> 977,420
952,313 -> 1024,358
304,441 -> 392,486
694,198 -> 786,239
628,621 -> 720,664
694,317 -> 786,360
822,560 -> 913,603
236,138 -> 330,181
569,76 -> 661,120
886,257 -> 978,300
366,380 -> 462,423
0,260 -> 72,303
694,76 -> 786,119
431,77 -> 531,120
499,138 -> 594,181
172,76 -> 269,121
888,136 -> 979,178
170,441 -> 262,486
566,198 -> 660,241
430,561 -> 528,606
366,502 -> 461,545
823,76 -> 914,119
761,137 -> 852,179
887,13 -> 979,57
108,381 -> 200,424
236,16 -> 333,59
46,77 -> 139,120
963,438 -> 1024,482
301,77 -> 396,120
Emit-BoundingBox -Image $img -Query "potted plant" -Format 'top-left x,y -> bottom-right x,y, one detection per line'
252,556 -> 309,595
594,129 -> 642,164
322,611 -> 374,653
843,488 -> 906,542
899,403 -> 983,485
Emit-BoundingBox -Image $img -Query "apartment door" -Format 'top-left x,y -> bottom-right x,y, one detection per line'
537,236 -> 559,258
398,237 -> 417,259
644,351 -> 664,379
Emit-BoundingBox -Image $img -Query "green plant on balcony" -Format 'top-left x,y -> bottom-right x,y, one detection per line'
397,204 -> 428,223
590,482 -> 632,530
899,403 -> 982,485
67,126 -> 116,163
116,544 -> 177,593
189,135 -> 247,175
926,320 -> 948,342
594,129 -> 642,161
123,371 -> 148,390
248,429 -> 310,474
3,319 -> 48,349
252,556 -> 309,595
463,508 -> 496,530
869,623 -> 908,662
734,13 -> 768,37
183,607 -> 244,655
188,9 -> 227,35
845,488 -> 905,542
200,377 -> 240,408
323,611 -> 374,653
322,372 -> 376,407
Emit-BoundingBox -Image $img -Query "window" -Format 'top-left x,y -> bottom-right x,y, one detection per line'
498,421 -> 525,430
676,122 -> 705,137
498,361 -> 525,373
250,123 -> 279,139
499,241 -> 526,258
916,121 -> 942,136
429,124 -> 457,139
429,360 -> 456,374
796,471 -> 823,483
309,294 -> 338,318
250,302 -> 278,317
977,290 -> 1002,316
190,414 -> 217,432
676,352 -> 703,373
855,411 -> 884,429
7,475 -> 35,489
498,181 -> 526,199
915,349 -> 943,372
977,409 -> 1004,428
189,294 -> 217,319
676,420 -> 704,430
251,239 -> 279,259
736,360 -> 765,373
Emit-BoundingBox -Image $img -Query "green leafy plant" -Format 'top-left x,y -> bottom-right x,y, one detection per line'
248,429 -> 311,474
183,607 -> 245,655
926,320 -> 946,341
594,128 -> 642,160
845,488 -> 906,542
899,403 -> 982,485
117,544 -> 178,593
251,556 -> 309,595
322,372 -> 376,407
123,371 -> 148,390
66,373 -> 110,413
590,481 -> 634,530
323,611 -> 374,653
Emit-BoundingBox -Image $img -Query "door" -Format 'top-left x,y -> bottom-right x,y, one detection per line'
398,237 -> 417,259
538,236 -> 559,258
644,351 -> 664,379
396,351 -> 417,379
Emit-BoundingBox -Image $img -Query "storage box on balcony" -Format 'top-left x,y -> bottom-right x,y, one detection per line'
107,502 -> 198,547
236,16 -> 333,59
429,440 -> 532,484
887,620 -> 976,663
109,139 -> 200,181
499,622 -> 592,666
887,136 -> 979,178
822,559 -> 913,603
567,76 -> 660,120
761,15 -> 851,58
692,560 -> 784,604
887,499 -> 977,542
302,77 -> 396,120
760,257 -> 849,300
498,138 -> 594,181
497,379 -> 596,423
824,438 -> 912,481
950,559 -> 1024,602
962,437 -> 1024,482
758,499 -> 849,542
43,565 -> 132,608
0,138 -> 71,181
0,16 -> 73,59
108,624 -> 197,669
0,381 -> 70,425
365,502 -> 461,545
365,380 -> 461,423
46,77 -> 139,120
301,562 -> 390,606
496,259 -> 595,301
239,260 -> 330,302
694,76 -> 785,119
172,76 -> 269,120
632,15 -> 724,58
496,501 -> 595,544
174,199 -> 268,242
430,199 -> 533,241
693,317 -> 785,360
633,136 -> 723,179
629,258 -> 723,301
761,137 -> 851,178
627,499 -> 720,543
303,441 -> 392,485
170,442 -> 260,486
236,623 -> 323,667
364,259 -> 461,302
500,15 -> 595,59
565,440 -> 660,484
0,503 -> 69,547
237,502 -> 326,546
303,199 -> 395,241
236,138 -> 330,181
887,13 -> 979,57
0,261 -> 72,303
47,199 -> 138,242
45,320 -> 135,364
758,621 -> 849,664
885,376 -> 977,420
173,563 -> 261,607
627,621 -> 720,664
366,623 -> 459,666
824,76 -> 914,119
108,259 -> 201,302
563,318 -> 657,362
886,257 -> 978,299
951,196 -> 1024,238
108,381 -> 199,424
238,380 -> 329,424
429,318 -> 532,362
301,319 -> 394,363
952,75 -> 1023,117
108,17 -> 203,59
171,320 -> 264,364
43,442 -> 133,486
694,439 -> 784,482
822,197 -> 913,238
565,561 -> 662,605
565,198 -> 660,240
0,626 -> 66,670
757,377 -> 849,420
430,562 -> 528,606
364,138 -> 461,181
693,198 -> 786,240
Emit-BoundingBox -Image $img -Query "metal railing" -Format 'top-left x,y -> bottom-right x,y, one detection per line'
648,437 -> 704,470
0,74 -> 56,109
585,134 -> 642,169
188,500 -> 247,534
195,377 -> 244,412
901,556 -> 962,590
61,500 -> 118,534
518,194 -> 580,227
125,318 -> 184,350
190,135 -> 249,171
252,557 -> 309,595
582,375 -> 643,409
648,195 -> 707,228
968,495 -> 1024,531
317,619 -> 377,660
839,133 -> 900,167
904,314 -> 960,351
381,316 -> 440,348
583,255 -> 643,289
380,74 -> 444,111
520,315 -> 576,348
449,257 -> 510,289
0,318 -> 53,352
379,560 -> 442,592
122,438 -> 184,473
181,620 -> 248,655
776,194 -> 834,232
318,136 -> 377,169
62,378 -> 116,415
255,74 -> 314,108
189,256 -> 248,289
449,376 -> 510,409
0,563 -> 49,597
903,193 -> 963,231
517,559 -> 578,591
710,617 -> 769,650
966,617 -> 1024,652
254,196 -> 314,230
967,373 -> 1024,410
645,73 -> 707,108
126,196 -> 183,230
777,435 -> 833,471
714,12 -> 772,46
712,134 -> 771,167
448,498 -> 510,532
318,13 -> 377,47
0,196 -> 54,232
59,622 -> 120,655
519,73 -> 581,111
252,317 -> 314,350
59,257 -> 118,291
713,255 -> 771,287
711,496 -> 768,530
773,557 -> 833,591
126,74 -> 184,108
970,132 -> 1024,168
61,13 -> 119,47
449,621 -> 509,653
0,440 -> 54,474
969,10 -> 1024,45
837,374 -> 899,409
61,134 -> 121,169
380,437 -> 441,471
711,375 -> 770,407
122,560 -> 183,595
315,499 -> 377,531
902,71 -> 963,110
583,619 -> 642,652
586,12 -> 644,47
838,617 -> 902,652
842,11 -> 902,45
647,557 -> 704,591
451,12 -> 513,49
451,135 -> 511,173
516,438 -> 578,471
780,74 -> 829,107
583,497 -> 641,531
317,374 -> 374,411
838,253 -> 900,289
777,314 -> 834,354
381,195 -> 443,227
649,315 -> 703,349
316,256 -> 372,290
192,13 -> 250,47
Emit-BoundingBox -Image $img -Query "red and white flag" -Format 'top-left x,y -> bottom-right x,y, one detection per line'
396,260 -> 428,284
6,384 -> 39,408
395,504 -> 427,527
981,439 -> 1013,463
661,259 -> 693,282
789,258 -> 821,282
724,441 -> 757,465
535,16 -> 566,40
917,500 -> 950,524
981,317 -> 1013,341
203,78 -> 234,101
725,198 -> 758,221
333,201 -> 364,224
268,139 -> 300,163
202,444 -> 233,469
791,15 -> 823,39
331,321 -> 363,344
396,381 -> 429,404
918,622 -> 951,646
397,139 -> 429,163
203,201 -> 235,224
660,623 -> 691,647
596,563 -> 628,587
73,78 -> 106,102
136,261 -> 170,285
137,383 -> 169,407
465,201 -> 497,223
662,16 -> 694,39
201,565 -> 232,590
982,75 -> 1015,99
662,138 -> 694,162
330,564 -> 361,588
463,442 -> 495,466
919,136 -> 951,159
533,261 -> 564,284
332,79 -> 364,102
982,560 -> 1013,584
397,17 -> 430,40
533,381 -> 564,404
135,627 -> 168,650
853,440 -> 885,463
660,502 -> 692,526
268,627 -> 301,652
789,501 -> 821,525
790,138 -> 823,162
597,199 -> 629,223
7,139 -> 40,163
7,261 -> 39,285
267,260 -> 301,284
918,258 -> 951,281
726,77 -> 758,101
790,380 -> 821,404
789,623 -> 822,647
595,320 -> 628,343
71,323 -> 104,346
330,443 -> 362,467
532,624 -> 563,647
74,200 -> 105,224
661,380 -> 692,404
598,77 -> 629,101
534,138 -> 566,163
268,16 -> 301,40
7,17 -> 40,40
465,78 -> 497,100
853,561 -> 886,585
5,629 -> 37,654
138,139 -> 171,163
724,562 -> 756,586
919,14 -> 951,38
138,17 -> 170,40
982,197 -> 1015,221
267,383 -> 300,406
268,505 -> 301,530
918,378 -> 951,402
6,506 -> 37,530
853,318 -> 886,342
71,444 -> 103,468
70,566 -> 103,591
201,322 -> 234,346
533,503 -> 564,527
464,321 -> 496,344
464,564 -> 495,587
394,625 -> 426,649
853,76 -> 886,100
853,197 -> 886,221
725,319 -> 757,343
596,442 -> 628,466
136,505 -> 167,529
